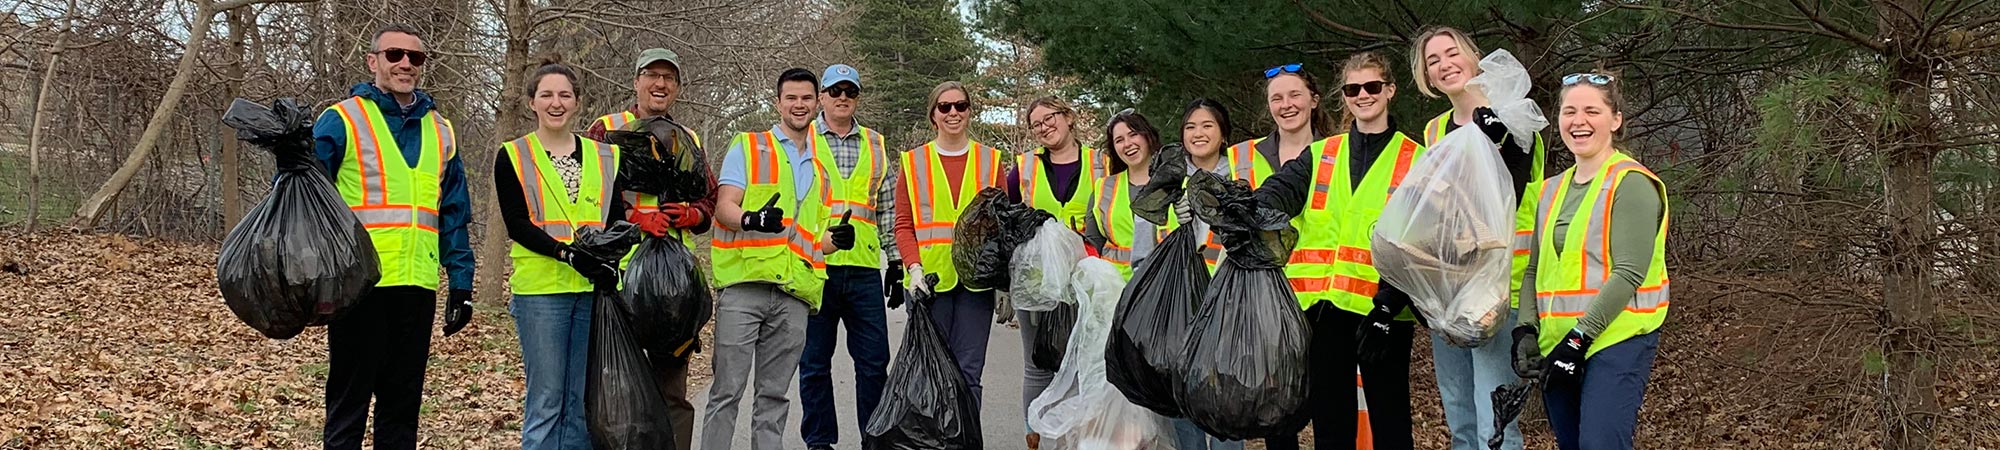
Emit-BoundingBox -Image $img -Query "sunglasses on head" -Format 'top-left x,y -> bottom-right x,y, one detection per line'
1341,80 -> 1387,97
1263,63 -> 1303,79
823,84 -> 860,99
935,100 -> 970,114
374,48 -> 428,67
1563,73 -> 1614,86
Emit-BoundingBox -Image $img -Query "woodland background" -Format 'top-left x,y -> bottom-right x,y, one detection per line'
0,0 -> 1996,448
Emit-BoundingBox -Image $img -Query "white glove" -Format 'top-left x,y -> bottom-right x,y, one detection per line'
907,263 -> 933,299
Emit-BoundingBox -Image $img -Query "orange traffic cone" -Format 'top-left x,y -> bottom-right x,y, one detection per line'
1355,367 -> 1374,450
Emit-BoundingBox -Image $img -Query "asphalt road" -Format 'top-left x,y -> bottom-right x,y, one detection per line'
690,304 -> 1029,450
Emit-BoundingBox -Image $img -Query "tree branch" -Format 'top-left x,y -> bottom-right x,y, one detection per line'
1288,0 -> 1395,40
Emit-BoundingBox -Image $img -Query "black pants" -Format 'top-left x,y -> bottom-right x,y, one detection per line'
1266,303 -> 1415,450
324,286 -> 437,450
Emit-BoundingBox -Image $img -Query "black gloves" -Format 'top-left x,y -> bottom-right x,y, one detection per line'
884,262 -> 906,309
1354,295 -> 1409,362
1544,329 -> 1592,385
1511,325 -> 1544,379
560,244 -> 620,286
829,211 -> 856,251
442,289 -> 474,336
1471,106 -> 1512,147
740,193 -> 787,233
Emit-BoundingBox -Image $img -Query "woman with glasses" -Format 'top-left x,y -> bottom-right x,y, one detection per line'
1240,51 -> 1426,450
891,80 -> 1006,407
1004,96 -> 1102,450
1083,110 -> 1171,279
1409,25 -> 1543,450
1512,72 -> 1668,450
1224,63 -> 1337,187
492,59 -> 628,450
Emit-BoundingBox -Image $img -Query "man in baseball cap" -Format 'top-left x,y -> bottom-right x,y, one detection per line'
795,62 -> 898,450
580,47 -> 711,450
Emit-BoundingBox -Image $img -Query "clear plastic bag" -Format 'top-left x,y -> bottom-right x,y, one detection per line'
1011,218 -> 1086,312
216,98 -> 380,340
1371,49 -> 1545,348
1028,258 -> 1177,450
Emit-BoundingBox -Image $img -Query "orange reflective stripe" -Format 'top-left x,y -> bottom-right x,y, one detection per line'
1390,139 -> 1417,188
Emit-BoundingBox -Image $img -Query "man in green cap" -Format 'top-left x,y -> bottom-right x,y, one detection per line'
582,47 -> 714,450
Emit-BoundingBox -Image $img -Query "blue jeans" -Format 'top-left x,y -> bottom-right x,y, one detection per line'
1431,307 -> 1523,450
1172,418 -> 1244,450
511,292 -> 595,450
1544,332 -> 1659,450
799,266 -> 891,447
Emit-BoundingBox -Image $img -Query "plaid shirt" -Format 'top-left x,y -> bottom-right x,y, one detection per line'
816,115 -> 900,259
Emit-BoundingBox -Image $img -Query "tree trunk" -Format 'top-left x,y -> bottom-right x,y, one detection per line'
475,0 -> 535,301
220,8 -> 252,232
24,0 -> 77,233
1874,2 -> 1940,448
70,3 -> 225,227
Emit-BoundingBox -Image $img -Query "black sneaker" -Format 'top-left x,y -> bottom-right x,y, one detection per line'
808,445 -> 835,450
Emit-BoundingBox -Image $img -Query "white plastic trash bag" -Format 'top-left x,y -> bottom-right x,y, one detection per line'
1372,49 -> 1546,348
1011,218 -> 1087,312
1028,257 -> 1177,450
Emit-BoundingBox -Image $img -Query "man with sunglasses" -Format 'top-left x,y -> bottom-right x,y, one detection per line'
794,63 -> 897,450
308,23 -> 473,450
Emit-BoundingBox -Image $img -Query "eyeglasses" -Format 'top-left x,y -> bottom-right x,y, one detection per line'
1030,111 -> 1066,130
374,48 -> 428,67
639,70 -> 679,84
935,101 -> 970,114
1562,73 -> 1615,86
823,84 -> 860,99
1263,63 -> 1303,79
1341,80 -> 1387,97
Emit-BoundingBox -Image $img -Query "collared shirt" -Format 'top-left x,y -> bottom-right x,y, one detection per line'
310,82 -> 475,291
816,114 -> 900,257
719,124 -> 820,210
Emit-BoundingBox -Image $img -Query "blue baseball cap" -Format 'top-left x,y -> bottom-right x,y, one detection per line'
821,64 -> 861,90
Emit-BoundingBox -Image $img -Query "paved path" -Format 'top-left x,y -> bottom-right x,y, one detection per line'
691,305 -> 1028,450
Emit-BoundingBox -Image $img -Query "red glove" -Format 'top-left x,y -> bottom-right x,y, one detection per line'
659,203 -> 706,230
630,210 -> 672,238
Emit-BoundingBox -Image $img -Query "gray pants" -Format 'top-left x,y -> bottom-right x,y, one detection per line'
701,283 -> 808,450
1017,309 -> 1055,436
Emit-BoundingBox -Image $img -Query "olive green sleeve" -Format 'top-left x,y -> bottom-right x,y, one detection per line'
1517,196 -> 1543,329
1576,172 -> 1663,338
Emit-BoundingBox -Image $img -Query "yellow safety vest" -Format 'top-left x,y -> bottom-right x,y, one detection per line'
1426,111 -> 1543,308
326,96 -> 455,291
1018,145 -> 1102,233
1091,172 -> 1181,279
1225,138 -> 1277,189
1286,134 -> 1424,314
710,131 -> 829,309
501,134 -> 620,295
814,121 -> 889,269
1533,151 -> 1670,358
902,141 -> 1004,292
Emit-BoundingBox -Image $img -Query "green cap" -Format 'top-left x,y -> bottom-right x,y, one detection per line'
634,48 -> 682,73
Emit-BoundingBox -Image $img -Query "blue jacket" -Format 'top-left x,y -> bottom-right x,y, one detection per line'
312,82 -> 475,292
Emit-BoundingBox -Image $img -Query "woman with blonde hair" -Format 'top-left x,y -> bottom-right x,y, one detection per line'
1410,25 -> 1543,450
892,80 -> 1007,407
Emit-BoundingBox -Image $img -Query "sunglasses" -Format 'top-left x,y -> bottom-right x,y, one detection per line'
1263,63 -> 1303,79
374,48 -> 428,67
1563,73 -> 1614,86
935,101 -> 971,114
823,84 -> 860,99
1341,80 -> 1387,97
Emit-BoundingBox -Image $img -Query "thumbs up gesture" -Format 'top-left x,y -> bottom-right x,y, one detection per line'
828,211 -> 856,252
740,193 -> 787,233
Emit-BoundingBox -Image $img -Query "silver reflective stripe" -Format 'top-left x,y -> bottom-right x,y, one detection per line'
607,113 -> 630,130
911,147 -> 935,223
339,98 -> 387,206
1201,244 -> 1222,262
1101,247 -> 1133,264
543,223 -> 575,241
433,115 -> 455,161
1020,153 -> 1039,204
1095,176 -> 1118,234
829,203 -> 876,223
509,138 -> 544,226
1514,234 -> 1534,252
590,139 -> 617,221
1538,284 -> 1671,315
915,227 -> 952,242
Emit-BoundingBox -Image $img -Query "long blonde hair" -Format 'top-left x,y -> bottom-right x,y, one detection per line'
1409,26 -> 1484,98
1337,51 -> 1396,133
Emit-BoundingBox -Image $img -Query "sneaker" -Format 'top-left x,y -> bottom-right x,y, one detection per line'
808,445 -> 835,450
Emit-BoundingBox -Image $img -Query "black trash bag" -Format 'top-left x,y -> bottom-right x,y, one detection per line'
586,289 -> 677,450
1489,376 -> 1542,450
1104,227 -> 1210,417
865,301 -> 983,450
618,236 -> 714,365
216,98 -> 379,340
1130,143 -> 1190,226
1027,302 -> 1079,372
952,187 -> 1056,291
1177,169 -> 1312,439
601,116 -> 711,203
